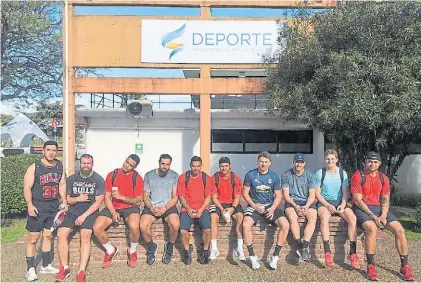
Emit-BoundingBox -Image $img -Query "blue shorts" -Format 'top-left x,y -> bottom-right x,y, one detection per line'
285,200 -> 317,212
180,210 -> 211,231
352,205 -> 398,226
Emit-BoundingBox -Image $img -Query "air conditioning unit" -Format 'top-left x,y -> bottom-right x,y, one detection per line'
126,100 -> 153,117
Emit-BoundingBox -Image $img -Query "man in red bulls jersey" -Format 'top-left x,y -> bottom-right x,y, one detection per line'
23,140 -> 68,281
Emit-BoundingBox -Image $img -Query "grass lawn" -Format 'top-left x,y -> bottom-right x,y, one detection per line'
385,215 -> 421,240
1,218 -> 26,243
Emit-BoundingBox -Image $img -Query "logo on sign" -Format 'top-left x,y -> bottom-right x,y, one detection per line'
161,23 -> 186,59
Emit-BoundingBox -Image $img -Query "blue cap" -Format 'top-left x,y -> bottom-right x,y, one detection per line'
293,153 -> 306,161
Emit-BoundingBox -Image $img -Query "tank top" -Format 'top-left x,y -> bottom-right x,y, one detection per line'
32,159 -> 63,203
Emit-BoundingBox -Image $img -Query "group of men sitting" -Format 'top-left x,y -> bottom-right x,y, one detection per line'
23,141 -> 416,282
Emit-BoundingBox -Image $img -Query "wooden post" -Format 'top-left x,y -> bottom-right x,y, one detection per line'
200,66 -> 211,174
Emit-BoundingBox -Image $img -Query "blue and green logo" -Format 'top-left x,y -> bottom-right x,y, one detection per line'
161,24 -> 186,60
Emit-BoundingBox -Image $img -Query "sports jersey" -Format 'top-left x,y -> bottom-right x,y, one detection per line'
243,169 -> 280,205
350,169 -> 390,206
176,172 -> 214,211
211,172 -> 242,204
105,169 -> 144,210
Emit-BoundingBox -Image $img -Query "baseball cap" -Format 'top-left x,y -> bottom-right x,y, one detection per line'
293,153 -> 306,162
366,151 -> 381,161
219,157 -> 231,165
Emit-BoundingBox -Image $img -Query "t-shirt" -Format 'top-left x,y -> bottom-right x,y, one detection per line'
144,169 -> 179,206
315,167 -> 349,201
350,170 -> 390,206
105,169 -> 144,210
176,172 -> 214,211
211,172 -> 242,204
243,169 -> 281,205
281,169 -> 318,202
67,171 -> 105,215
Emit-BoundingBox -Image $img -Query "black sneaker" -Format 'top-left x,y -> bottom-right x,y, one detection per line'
198,249 -> 210,265
183,244 -> 193,265
146,243 -> 158,265
300,247 -> 311,262
162,242 -> 173,264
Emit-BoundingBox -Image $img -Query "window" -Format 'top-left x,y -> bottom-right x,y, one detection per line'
211,130 -> 313,154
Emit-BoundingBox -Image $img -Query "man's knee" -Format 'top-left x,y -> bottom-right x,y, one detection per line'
80,230 -> 93,244
242,217 -> 254,230
180,230 -> 189,236
276,217 -> 290,231
168,218 -> 180,231
42,231 -> 53,241
139,220 -> 151,233
202,228 -> 211,235
57,228 -> 71,240
28,233 -> 40,244
306,210 -> 317,223
363,222 -> 378,235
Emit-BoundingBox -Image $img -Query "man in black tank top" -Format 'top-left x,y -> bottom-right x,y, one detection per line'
23,141 -> 68,282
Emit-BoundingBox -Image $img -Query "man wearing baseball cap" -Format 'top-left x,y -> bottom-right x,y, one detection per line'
281,153 -> 318,262
350,151 -> 415,281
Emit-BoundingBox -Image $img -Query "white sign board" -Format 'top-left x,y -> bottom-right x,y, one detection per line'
141,20 -> 283,64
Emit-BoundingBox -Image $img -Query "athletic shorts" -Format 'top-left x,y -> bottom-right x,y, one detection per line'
141,206 -> 178,221
285,200 -> 317,212
352,205 -> 398,226
180,210 -> 211,231
99,206 -> 140,221
244,204 -> 285,224
26,200 -> 59,232
61,210 -> 99,230
209,203 -> 244,218
316,200 -> 341,210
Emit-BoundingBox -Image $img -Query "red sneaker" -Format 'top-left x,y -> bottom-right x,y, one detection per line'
127,249 -> 138,268
103,247 -> 119,268
399,265 -> 415,281
76,270 -> 86,283
55,266 -> 71,282
324,252 -> 334,267
367,264 -> 379,281
346,253 -> 360,269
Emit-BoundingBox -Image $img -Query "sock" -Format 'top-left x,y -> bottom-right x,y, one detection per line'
247,244 -> 255,257
26,257 -> 35,271
42,252 -> 50,267
273,244 -> 282,257
166,242 -> 174,254
400,255 -> 408,267
130,242 -> 138,254
211,239 -> 218,250
237,239 -> 244,250
323,240 -> 331,253
296,239 -> 302,249
302,240 -> 309,249
350,241 -> 357,255
102,241 -> 115,254
366,254 -> 375,265
64,265 -> 69,270
146,241 -> 154,252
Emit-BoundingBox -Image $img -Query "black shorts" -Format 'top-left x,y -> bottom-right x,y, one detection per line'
285,200 -> 317,212
61,210 -> 99,230
316,200 -> 341,210
141,206 -> 178,221
209,203 -> 244,218
352,205 -> 398,226
99,206 -> 140,221
244,204 -> 285,224
180,210 -> 211,231
26,201 -> 59,232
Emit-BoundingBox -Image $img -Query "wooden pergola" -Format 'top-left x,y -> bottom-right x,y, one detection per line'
63,0 -> 336,175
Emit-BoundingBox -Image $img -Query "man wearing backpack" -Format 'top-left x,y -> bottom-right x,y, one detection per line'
315,149 -> 359,269
351,151 -> 415,281
209,157 -> 245,261
177,156 -> 214,265
93,154 -> 144,269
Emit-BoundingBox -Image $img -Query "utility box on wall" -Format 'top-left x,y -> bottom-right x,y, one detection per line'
126,100 -> 153,117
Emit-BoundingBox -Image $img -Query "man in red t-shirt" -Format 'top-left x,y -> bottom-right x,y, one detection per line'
351,152 -> 415,282
93,154 -> 144,269
177,156 -> 214,265
209,157 -> 245,261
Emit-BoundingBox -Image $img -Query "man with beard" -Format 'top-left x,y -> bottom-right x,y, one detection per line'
55,154 -> 105,282
93,154 -> 144,269
139,154 -> 180,265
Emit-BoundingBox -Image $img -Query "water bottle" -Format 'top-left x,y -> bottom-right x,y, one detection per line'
50,210 -> 66,232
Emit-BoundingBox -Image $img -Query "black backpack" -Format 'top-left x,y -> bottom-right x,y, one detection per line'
185,170 -> 207,188
214,172 -> 236,199
358,169 -> 385,186
111,169 -> 139,194
320,167 -> 344,188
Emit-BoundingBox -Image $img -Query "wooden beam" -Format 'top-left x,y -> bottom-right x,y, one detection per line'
73,77 -> 265,94
200,66 -> 211,174
72,63 -> 273,69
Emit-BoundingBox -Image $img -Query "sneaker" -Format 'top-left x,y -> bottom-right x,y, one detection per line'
102,247 -> 119,269
55,266 -> 71,282
346,253 -> 360,269
297,247 -> 311,262
26,267 -> 38,282
127,249 -> 138,268
399,265 -> 415,282
146,243 -> 158,265
234,248 -> 246,261
183,244 -> 193,265
324,252 -> 334,267
209,248 -> 220,260
249,255 -> 260,270
366,264 -> 379,281
198,249 -> 210,264
269,255 -> 279,270
76,270 -> 86,283
162,242 -> 173,264
40,264 -> 60,274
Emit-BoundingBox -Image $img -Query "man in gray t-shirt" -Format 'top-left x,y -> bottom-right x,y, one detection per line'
281,153 -> 318,263
139,154 -> 180,265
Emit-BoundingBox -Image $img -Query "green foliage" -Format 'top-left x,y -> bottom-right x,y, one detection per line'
0,114 -> 14,127
1,155 -> 40,217
416,201 -> 421,233
265,2 -> 421,187
391,193 -> 421,209
1,219 -> 27,243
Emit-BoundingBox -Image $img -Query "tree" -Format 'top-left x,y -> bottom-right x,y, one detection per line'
265,2 -> 421,191
0,114 -> 13,126
1,1 -> 62,101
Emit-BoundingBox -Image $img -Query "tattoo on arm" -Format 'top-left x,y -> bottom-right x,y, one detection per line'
143,192 -> 152,209
356,200 -> 374,217
124,197 -> 142,205
380,195 -> 390,208
179,196 -> 190,210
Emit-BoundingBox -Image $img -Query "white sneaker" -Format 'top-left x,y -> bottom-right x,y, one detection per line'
26,267 -> 38,282
249,255 -> 260,270
269,255 -> 279,270
39,264 -> 59,274
209,249 -> 220,260
234,248 -> 246,261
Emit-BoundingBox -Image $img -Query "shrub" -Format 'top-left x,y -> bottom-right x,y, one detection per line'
0,218 -> 12,227
1,155 -> 40,217
415,200 -> 421,233
391,193 -> 421,209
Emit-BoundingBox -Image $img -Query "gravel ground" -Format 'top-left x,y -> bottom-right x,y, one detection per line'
2,238 -> 420,282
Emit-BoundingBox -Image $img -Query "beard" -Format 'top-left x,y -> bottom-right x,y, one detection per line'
158,168 -> 168,177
